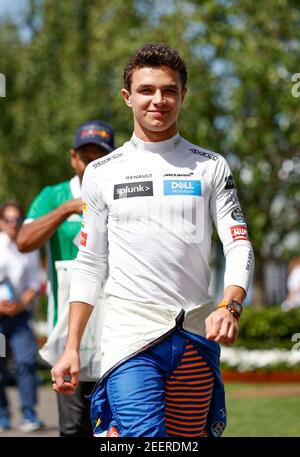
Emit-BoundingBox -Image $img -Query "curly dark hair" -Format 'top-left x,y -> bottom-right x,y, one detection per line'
123,43 -> 187,92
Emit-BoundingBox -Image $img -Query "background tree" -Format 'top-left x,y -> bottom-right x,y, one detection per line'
0,0 -> 299,304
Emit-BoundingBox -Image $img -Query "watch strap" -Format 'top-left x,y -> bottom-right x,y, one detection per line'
217,299 -> 242,320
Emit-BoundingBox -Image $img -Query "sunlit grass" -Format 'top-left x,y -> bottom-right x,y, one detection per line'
224,383 -> 300,437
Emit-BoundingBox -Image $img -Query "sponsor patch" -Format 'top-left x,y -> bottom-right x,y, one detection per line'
126,173 -> 152,180
231,207 -> 245,223
163,172 -> 193,177
106,426 -> 120,437
190,148 -> 218,161
211,421 -> 225,437
164,180 -> 202,196
114,181 -> 153,199
231,225 -> 249,241
80,231 -> 88,246
81,128 -> 110,140
225,175 -> 235,190
225,189 -> 238,205
219,407 -> 227,418
82,201 -> 89,212
93,153 -> 123,169
246,250 -> 253,271
95,418 -> 101,427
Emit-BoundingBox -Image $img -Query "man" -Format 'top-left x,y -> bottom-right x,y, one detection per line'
282,257 -> 300,310
52,44 -> 254,437
17,120 -> 115,436
0,202 -> 42,432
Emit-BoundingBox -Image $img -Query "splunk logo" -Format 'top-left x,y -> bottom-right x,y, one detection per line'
114,181 -> 153,199
0,74 -> 6,98
164,180 -> 202,196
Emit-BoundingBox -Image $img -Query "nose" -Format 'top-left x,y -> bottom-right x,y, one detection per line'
152,89 -> 164,105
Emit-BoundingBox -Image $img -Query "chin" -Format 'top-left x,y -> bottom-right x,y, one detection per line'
145,122 -> 171,132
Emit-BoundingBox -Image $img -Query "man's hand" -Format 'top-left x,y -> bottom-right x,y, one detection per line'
17,198 -> 83,252
0,300 -> 8,315
205,307 -> 239,345
0,300 -> 24,317
51,350 -> 80,395
63,198 -> 82,215
51,301 -> 93,395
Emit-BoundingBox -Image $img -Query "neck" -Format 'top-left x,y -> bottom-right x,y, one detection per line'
133,121 -> 178,142
7,233 -> 17,242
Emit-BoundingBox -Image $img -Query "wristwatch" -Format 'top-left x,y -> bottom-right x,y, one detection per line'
217,299 -> 243,321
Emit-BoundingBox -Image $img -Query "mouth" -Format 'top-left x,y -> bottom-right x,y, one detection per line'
148,110 -> 168,114
148,110 -> 169,118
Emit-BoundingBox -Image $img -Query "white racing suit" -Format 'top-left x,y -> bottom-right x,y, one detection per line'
69,132 -> 254,436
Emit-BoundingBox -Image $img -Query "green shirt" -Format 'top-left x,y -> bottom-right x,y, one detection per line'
26,177 -> 81,330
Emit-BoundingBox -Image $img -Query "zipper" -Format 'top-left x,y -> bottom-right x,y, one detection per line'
90,308 -> 185,396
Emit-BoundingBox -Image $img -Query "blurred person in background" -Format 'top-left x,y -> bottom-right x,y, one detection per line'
0,201 -> 42,432
17,120 -> 115,437
281,257 -> 300,311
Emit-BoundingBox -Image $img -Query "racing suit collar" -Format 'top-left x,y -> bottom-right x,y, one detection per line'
130,132 -> 181,152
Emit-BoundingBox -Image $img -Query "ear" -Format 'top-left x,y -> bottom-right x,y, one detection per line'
181,87 -> 188,103
70,149 -> 77,168
121,88 -> 132,108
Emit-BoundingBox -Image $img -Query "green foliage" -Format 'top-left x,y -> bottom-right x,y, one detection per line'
236,307 -> 300,349
0,0 -> 300,302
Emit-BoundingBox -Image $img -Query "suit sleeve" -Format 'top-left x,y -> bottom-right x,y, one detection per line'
69,164 -> 108,306
209,156 -> 254,293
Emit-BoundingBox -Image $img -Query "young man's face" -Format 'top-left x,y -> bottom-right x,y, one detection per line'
70,144 -> 108,180
122,66 -> 187,140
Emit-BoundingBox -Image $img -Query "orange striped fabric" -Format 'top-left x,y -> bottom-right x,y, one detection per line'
165,339 -> 214,437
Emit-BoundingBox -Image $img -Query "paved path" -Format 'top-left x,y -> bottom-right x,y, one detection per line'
0,386 -> 59,437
